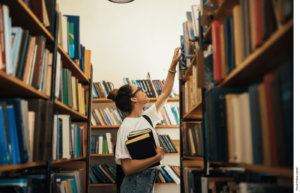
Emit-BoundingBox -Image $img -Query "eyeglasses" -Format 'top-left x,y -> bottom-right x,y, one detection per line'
130,87 -> 142,97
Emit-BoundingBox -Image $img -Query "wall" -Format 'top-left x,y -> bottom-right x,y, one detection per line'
57,0 -> 199,94
57,0 -> 200,192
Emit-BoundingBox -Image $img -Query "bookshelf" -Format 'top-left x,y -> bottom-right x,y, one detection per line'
0,1 -> 93,192
92,97 -> 180,103
180,0 -> 293,192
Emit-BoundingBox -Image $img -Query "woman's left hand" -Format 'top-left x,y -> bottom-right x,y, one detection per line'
170,46 -> 181,70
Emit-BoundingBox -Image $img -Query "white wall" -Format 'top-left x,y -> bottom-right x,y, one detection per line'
57,0 -> 200,192
57,0 -> 199,94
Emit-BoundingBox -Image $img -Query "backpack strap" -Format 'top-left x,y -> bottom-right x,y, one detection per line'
142,115 -> 153,128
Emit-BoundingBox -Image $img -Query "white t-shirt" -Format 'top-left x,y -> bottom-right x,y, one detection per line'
115,104 -> 162,170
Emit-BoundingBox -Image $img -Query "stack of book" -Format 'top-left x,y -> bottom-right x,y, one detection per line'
52,114 -> 85,160
92,81 -> 115,98
211,0 -> 292,83
91,107 -> 123,126
0,98 -> 54,165
52,169 -> 85,192
56,5 -> 91,75
205,62 -> 293,168
123,73 -> 177,98
158,134 -> 178,154
182,123 -> 204,157
90,164 -> 116,184
0,4 -> 53,93
158,105 -> 180,126
56,66 -> 88,115
90,133 -> 114,154
156,165 -> 180,184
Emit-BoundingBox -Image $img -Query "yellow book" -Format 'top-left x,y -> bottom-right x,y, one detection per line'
72,77 -> 77,111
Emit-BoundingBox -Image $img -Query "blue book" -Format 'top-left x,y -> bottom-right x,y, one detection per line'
58,118 -> 62,159
103,113 -> 111,125
53,173 -> 78,193
92,164 -> 111,183
80,45 -> 85,73
76,125 -> 80,157
171,107 -> 179,125
123,78 -> 128,84
249,84 -> 262,164
0,178 -> 27,192
92,87 -> 97,98
90,166 -> 99,183
160,167 -> 172,183
91,135 -> 95,154
65,15 -> 80,59
11,27 -> 23,77
70,180 -> 77,193
0,99 -> 28,163
278,62 -> 293,168
158,135 -> 172,153
0,106 -> 10,165
6,105 -> 20,164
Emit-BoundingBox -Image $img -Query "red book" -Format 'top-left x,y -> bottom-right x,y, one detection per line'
264,73 -> 278,167
160,110 -> 168,125
212,20 -> 223,82
255,0 -> 263,47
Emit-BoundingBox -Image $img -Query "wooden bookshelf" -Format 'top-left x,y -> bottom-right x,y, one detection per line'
0,70 -> 50,99
182,160 -> 204,167
52,157 -> 87,165
58,45 -> 89,83
0,161 -> 47,172
55,99 -> 88,120
92,97 -> 180,103
89,183 -> 179,186
210,161 -> 293,179
217,18 -> 293,88
182,100 -> 203,119
0,0 -> 54,41
91,125 -> 179,129
182,52 -> 198,82
183,156 -> 204,161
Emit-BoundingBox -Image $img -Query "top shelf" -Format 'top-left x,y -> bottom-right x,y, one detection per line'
92,97 -> 180,103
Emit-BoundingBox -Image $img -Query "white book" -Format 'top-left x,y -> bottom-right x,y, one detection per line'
106,133 -> 113,154
99,135 -> 103,154
58,114 -> 70,159
113,109 -> 123,124
3,6 -> 12,75
162,107 -> 171,125
110,109 -> 120,125
105,108 -> 116,125
175,108 -> 180,124
191,5 -> 200,38
11,27 -> 23,76
166,104 -> 176,125
62,16 -> 69,54
94,109 -> 104,125
55,52 -> 61,98
52,114 -> 58,160
91,113 -> 96,126
100,82 -> 107,97
28,111 -> 35,162
27,45 -> 37,85
231,97 -> 242,163
239,93 -> 253,164
164,165 -> 180,184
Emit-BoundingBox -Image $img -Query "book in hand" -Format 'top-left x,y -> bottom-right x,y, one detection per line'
125,131 -> 160,169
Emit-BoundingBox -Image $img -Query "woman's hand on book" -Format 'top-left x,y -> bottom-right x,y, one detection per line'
155,145 -> 165,161
170,46 -> 182,71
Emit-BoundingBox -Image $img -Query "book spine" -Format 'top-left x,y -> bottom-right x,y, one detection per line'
160,167 -> 172,183
164,165 -> 180,184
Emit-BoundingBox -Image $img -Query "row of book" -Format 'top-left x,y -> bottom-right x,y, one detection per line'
0,98 -> 53,165
89,163 -> 116,184
205,62 -> 293,168
184,72 -> 202,113
92,81 -> 115,98
182,123 -> 204,157
156,165 -> 180,184
52,115 -> 85,161
90,133 -> 113,154
123,74 -> 177,98
157,134 -> 178,154
211,0 -> 292,83
57,67 -> 88,115
91,107 -> 123,126
158,105 -> 180,126
183,167 -> 292,193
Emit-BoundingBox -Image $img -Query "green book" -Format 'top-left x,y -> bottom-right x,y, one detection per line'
103,140 -> 108,154
109,168 -> 116,177
69,23 -> 75,58
63,69 -> 68,105
77,79 -> 80,113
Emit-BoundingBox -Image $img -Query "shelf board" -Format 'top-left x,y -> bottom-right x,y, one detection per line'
0,71 -> 50,99
92,97 -> 180,103
89,183 -> 179,186
210,161 -> 293,179
58,45 -> 89,83
183,160 -> 204,167
52,157 -> 86,165
182,53 -> 198,82
203,0 -> 239,40
55,99 -> 87,120
91,125 -> 179,129
0,0 -> 54,41
217,18 -> 293,87
183,100 -> 203,119
0,161 -> 47,172
90,153 -> 179,157
183,156 -> 204,161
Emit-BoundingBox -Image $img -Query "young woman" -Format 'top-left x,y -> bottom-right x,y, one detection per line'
107,47 -> 181,193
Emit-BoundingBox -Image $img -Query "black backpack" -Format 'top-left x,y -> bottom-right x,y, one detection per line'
113,115 -> 153,193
